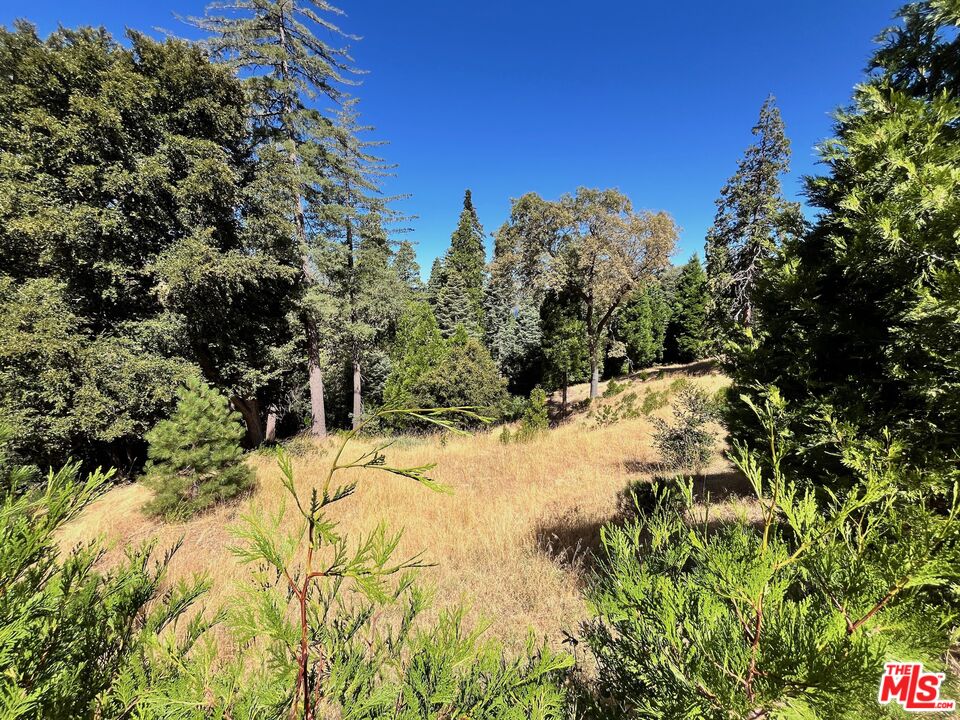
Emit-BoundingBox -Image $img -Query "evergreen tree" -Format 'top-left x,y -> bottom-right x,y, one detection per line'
143,378 -> 255,520
541,293 -> 590,413
434,268 -> 478,338
393,239 -> 423,295
445,189 -> 488,325
383,304 -> 508,428
0,25 -> 296,465
614,281 -> 671,369
314,98 -> 408,428
188,0 -> 361,438
664,255 -> 710,363
587,400 -> 960,719
728,1 -> 960,475
705,96 -> 803,342
426,257 -> 446,304
382,302 -> 447,413
484,234 -> 544,390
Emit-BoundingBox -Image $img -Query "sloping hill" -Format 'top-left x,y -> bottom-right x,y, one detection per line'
60,362 -> 743,651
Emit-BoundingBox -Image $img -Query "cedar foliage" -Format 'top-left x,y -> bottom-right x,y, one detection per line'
587,394 -> 960,719
0,424 -> 208,720
727,0 -> 960,477
142,378 -> 254,520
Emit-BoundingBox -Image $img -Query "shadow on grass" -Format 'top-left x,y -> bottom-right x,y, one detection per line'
533,465 -> 756,584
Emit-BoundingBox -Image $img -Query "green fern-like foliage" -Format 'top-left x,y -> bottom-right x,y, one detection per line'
0,424 -> 208,719
586,392 -> 960,719
142,378 -> 254,520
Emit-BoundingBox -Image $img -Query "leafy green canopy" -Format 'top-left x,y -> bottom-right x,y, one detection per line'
142,378 -> 255,520
0,24 -> 297,467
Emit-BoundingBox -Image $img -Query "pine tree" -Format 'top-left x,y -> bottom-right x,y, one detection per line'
143,378 -> 255,520
664,255 -> 710,363
614,281 -> 671,369
315,98 -> 408,428
705,96 -> 803,340
445,189 -> 488,325
187,0 -> 361,438
426,257 -> 446,304
484,236 -> 543,390
434,268 -> 478,338
393,239 -> 423,295
383,304 -> 508,429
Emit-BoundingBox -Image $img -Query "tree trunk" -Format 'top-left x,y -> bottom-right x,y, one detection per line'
305,318 -> 327,437
590,361 -> 600,399
352,357 -> 362,429
265,410 -> 279,443
232,396 -> 265,447
561,376 -> 568,415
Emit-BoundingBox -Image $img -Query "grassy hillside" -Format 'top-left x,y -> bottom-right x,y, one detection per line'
60,362 -> 741,652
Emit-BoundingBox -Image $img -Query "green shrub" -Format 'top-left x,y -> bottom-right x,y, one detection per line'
0,424 -> 206,719
142,378 -> 255,520
639,388 -> 670,415
514,387 -> 549,441
586,396 -> 960,719
652,385 -> 717,470
384,307 -> 509,430
603,379 -> 627,398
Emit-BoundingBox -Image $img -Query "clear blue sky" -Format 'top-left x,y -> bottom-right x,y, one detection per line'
1,0 -> 904,269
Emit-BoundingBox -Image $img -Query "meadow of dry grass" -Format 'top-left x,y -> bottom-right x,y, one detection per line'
60,362 -> 748,654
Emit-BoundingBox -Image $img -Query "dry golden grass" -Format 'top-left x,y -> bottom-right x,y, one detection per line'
60,362 -> 744,653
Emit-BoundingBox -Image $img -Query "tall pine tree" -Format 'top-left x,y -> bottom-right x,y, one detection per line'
704,96 -> 803,342
665,255 -> 710,363
445,189 -> 488,326
188,0 -> 360,438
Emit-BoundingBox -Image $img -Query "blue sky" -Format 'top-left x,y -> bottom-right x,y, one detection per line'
1,0 -> 904,269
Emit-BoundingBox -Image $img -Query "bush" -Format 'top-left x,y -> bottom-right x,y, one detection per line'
652,385 -> 717,470
512,387 -> 549,442
0,424 -> 206,719
142,378 -> 255,520
586,396 -> 960,719
602,379 -> 627,398
385,306 -> 509,430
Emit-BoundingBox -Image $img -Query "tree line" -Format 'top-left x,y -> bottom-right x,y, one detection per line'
0,6 -> 713,473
